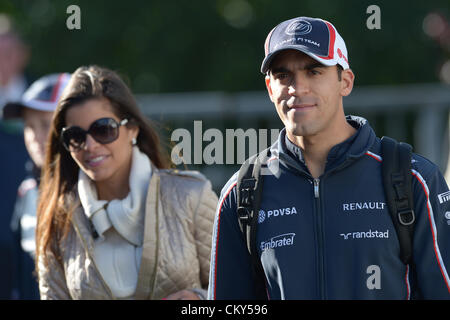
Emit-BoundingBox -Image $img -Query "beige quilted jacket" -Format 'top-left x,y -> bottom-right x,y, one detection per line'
38,167 -> 218,300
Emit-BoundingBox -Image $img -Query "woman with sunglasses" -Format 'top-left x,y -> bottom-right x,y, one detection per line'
35,65 -> 218,300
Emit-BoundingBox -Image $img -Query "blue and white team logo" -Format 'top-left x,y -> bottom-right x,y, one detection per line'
285,20 -> 312,35
258,206 -> 298,224
258,210 -> 266,224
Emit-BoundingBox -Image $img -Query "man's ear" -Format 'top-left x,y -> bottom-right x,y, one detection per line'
340,68 -> 355,97
265,74 -> 275,103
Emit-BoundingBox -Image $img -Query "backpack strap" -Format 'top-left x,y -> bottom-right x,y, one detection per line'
236,148 -> 270,299
381,136 -> 415,265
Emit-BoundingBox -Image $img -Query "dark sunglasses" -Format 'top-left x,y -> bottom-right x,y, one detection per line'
61,117 -> 129,152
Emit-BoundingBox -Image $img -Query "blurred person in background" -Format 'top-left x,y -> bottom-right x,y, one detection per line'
0,16 -> 30,114
0,14 -> 31,299
3,73 -> 71,299
36,65 -> 218,300
0,115 -> 27,299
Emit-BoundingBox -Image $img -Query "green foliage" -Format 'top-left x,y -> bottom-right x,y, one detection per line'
2,0 -> 449,93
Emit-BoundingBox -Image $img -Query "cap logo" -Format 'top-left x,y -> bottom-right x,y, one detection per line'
285,19 -> 312,36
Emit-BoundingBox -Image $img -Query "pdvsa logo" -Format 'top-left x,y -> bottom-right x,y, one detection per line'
258,210 -> 266,224
258,207 -> 298,224
285,20 -> 312,36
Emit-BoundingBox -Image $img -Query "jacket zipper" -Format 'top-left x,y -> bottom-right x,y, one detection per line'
313,178 -> 326,299
284,154 -> 358,299
312,160 -> 356,299
72,218 -> 116,299
313,178 -> 320,198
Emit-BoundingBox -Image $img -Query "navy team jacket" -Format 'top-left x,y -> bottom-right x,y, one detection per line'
208,116 -> 450,299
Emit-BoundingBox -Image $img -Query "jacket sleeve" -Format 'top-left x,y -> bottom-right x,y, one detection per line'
37,246 -> 71,300
192,178 -> 218,297
412,160 -> 450,298
208,175 -> 263,300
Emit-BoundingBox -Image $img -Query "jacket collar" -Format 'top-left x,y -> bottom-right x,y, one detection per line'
271,115 -> 376,175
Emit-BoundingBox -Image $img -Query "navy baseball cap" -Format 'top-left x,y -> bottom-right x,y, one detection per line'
2,73 -> 71,119
261,17 -> 349,74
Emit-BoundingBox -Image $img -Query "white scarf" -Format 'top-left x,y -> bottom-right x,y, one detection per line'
77,147 -> 152,246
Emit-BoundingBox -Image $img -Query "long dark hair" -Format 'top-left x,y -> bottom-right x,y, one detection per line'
36,65 -> 170,269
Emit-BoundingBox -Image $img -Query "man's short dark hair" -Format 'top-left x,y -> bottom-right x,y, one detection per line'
337,65 -> 343,81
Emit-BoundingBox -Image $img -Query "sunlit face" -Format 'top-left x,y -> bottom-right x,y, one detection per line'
22,107 -> 53,168
265,50 -> 354,139
64,98 -> 138,188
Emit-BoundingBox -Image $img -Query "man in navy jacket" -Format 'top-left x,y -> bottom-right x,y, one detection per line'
208,16 -> 450,299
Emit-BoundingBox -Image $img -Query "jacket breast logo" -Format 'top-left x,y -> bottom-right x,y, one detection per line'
260,233 -> 296,251
258,207 -> 298,224
340,229 -> 389,240
438,191 -> 450,204
258,210 -> 266,223
342,201 -> 386,211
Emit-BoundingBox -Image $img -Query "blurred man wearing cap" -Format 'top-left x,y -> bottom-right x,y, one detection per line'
0,28 -> 30,113
209,17 -> 450,299
3,73 -> 70,299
